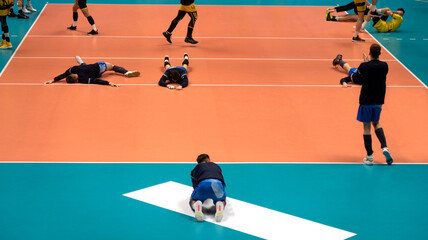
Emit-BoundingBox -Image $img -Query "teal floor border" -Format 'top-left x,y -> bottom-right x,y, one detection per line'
1,163 -> 427,240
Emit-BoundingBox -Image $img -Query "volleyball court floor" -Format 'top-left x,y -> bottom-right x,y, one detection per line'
0,4 -> 427,240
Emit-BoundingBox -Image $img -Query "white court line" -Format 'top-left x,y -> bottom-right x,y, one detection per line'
0,3 -> 48,78
12,56 -> 398,62
1,162 -> 427,164
27,35 -> 359,40
0,83 -> 424,88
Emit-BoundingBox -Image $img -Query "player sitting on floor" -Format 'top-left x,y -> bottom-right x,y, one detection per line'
44,56 -> 140,87
159,53 -> 189,90
368,7 -> 404,33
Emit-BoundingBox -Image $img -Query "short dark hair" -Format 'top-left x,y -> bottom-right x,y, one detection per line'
170,70 -> 180,81
397,8 -> 405,15
196,154 -> 210,163
370,44 -> 381,59
66,75 -> 77,84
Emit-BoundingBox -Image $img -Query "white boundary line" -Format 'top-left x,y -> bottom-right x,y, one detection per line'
12,56 -> 397,62
0,83 -> 424,88
0,162 -> 427,165
0,3 -> 48,78
27,35 -> 360,40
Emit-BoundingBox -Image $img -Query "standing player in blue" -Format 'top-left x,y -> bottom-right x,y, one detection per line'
190,154 -> 226,222
162,0 -> 198,44
159,53 -> 189,90
44,56 -> 140,87
334,44 -> 393,165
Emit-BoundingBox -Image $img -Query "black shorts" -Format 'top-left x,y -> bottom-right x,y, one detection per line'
78,0 -> 87,9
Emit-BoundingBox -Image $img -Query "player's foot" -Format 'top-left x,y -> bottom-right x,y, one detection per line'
184,53 -> 189,59
215,201 -> 224,222
75,56 -> 84,65
363,155 -> 374,166
8,10 -> 16,17
125,71 -> 140,78
164,55 -> 170,67
26,5 -> 37,12
87,29 -> 98,35
162,31 -> 172,43
352,36 -> 365,42
332,54 -> 342,67
383,148 -> 393,165
185,37 -> 198,44
0,41 -> 12,49
17,13 -> 29,19
67,25 -> 77,30
326,10 -> 333,21
22,7 -> 30,14
193,200 -> 203,222
370,10 -> 382,17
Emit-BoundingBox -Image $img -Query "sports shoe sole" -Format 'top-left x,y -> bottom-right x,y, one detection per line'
215,202 -> 224,222
125,71 -> 140,78
363,158 -> 373,166
383,151 -> 393,165
194,201 -> 203,222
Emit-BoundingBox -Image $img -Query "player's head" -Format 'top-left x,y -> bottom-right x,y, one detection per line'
66,74 -> 78,84
396,8 -> 405,16
197,154 -> 210,164
170,70 -> 180,82
369,44 -> 381,59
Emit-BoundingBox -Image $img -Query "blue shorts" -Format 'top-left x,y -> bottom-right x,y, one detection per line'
97,62 -> 107,78
349,68 -> 357,76
191,179 -> 226,203
357,105 -> 382,123
167,66 -> 187,73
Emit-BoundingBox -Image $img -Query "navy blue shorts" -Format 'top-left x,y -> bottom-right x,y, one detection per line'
96,61 -> 107,78
357,105 -> 382,123
191,179 -> 226,203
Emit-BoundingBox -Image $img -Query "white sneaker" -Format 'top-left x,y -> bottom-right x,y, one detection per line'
75,56 -> 84,65
22,7 -> 30,14
125,71 -> 140,78
383,148 -> 393,165
193,201 -> 203,222
215,201 -> 224,222
363,155 -> 374,166
26,5 -> 37,12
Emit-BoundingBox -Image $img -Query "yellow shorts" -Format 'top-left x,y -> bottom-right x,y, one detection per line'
353,0 -> 366,12
179,3 -> 197,13
0,9 -> 10,17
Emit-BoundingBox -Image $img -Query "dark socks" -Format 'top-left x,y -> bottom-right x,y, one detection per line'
339,59 -> 346,68
363,134 -> 373,156
73,12 -> 78,21
187,27 -> 194,38
87,16 -> 95,25
113,66 -> 127,74
182,59 -> 189,65
375,128 -> 387,149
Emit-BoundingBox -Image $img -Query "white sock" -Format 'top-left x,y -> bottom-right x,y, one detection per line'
92,25 -> 97,31
72,21 -> 77,27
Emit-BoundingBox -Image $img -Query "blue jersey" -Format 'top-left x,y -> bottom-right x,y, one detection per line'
158,66 -> 189,88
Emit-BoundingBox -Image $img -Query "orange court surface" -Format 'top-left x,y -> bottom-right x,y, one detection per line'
0,4 -> 427,163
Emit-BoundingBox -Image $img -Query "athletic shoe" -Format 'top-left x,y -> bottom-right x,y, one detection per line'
0,41 -> 13,49
326,10 -> 333,21
383,148 -> 393,165
352,36 -> 365,42
125,71 -> 140,78
75,56 -> 84,65
193,201 -> 203,222
87,30 -> 98,35
363,155 -> 374,166
185,37 -> 198,44
26,5 -> 37,12
17,13 -> 29,19
67,25 -> 77,30
332,54 -> 342,67
22,7 -> 30,14
162,31 -> 172,43
215,201 -> 224,222
8,9 -> 16,17
184,53 -> 189,59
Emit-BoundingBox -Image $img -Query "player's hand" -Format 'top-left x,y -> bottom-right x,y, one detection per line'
363,53 -> 369,62
342,82 -> 349,88
176,85 -> 183,90
109,83 -> 119,87
167,84 -> 175,89
327,7 -> 335,12
44,80 -> 54,84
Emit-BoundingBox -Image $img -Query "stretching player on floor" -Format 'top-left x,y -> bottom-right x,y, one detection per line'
0,0 -> 14,49
190,154 -> 226,222
159,53 -> 189,90
162,0 -> 198,44
67,0 -> 98,35
326,1 -> 369,23
332,53 -> 370,87
367,7 -> 404,33
44,56 -> 140,87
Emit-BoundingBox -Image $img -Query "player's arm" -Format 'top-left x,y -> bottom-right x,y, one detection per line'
179,74 -> 189,88
158,73 -> 170,87
86,78 -> 117,87
45,68 -> 73,84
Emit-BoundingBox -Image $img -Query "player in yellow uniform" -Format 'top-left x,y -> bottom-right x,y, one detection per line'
67,0 -> 98,35
0,0 -> 14,49
352,0 -> 378,42
372,8 -> 404,33
163,0 -> 198,44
